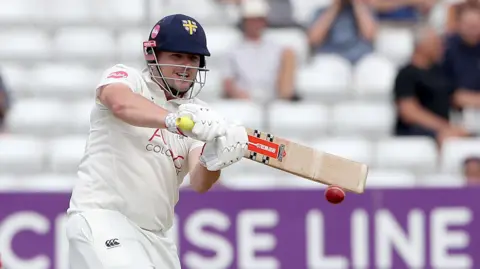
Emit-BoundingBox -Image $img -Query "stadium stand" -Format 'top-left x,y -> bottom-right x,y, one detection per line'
0,0 -> 479,191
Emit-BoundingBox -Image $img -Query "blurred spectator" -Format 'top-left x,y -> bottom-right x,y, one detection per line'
216,0 -> 298,28
464,156 -> 480,185
222,0 -> 298,101
0,73 -> 9,131
443,7 -> 480,110
393,26 -> 470,146
446,0 -> 480,34
307,0 -> 378,64
370,0 -> 436,23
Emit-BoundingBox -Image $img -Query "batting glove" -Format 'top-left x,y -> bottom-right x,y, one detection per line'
199,124 -> 248,171
170,103 -> 228,142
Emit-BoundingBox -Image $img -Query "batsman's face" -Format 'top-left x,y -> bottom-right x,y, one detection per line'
156,52 -> 201,92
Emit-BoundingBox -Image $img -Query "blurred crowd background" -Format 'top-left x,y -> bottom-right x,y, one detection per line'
0,0 -> 480,190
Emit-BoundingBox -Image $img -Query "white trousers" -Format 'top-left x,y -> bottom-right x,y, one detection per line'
66,209 -> 181,269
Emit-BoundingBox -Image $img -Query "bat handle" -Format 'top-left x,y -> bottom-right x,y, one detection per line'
175,116 -> 195,132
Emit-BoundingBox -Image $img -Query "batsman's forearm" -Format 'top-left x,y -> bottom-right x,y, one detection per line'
189,163 -> 221,193
110,94 -> 170,129
98,83 -> 172,129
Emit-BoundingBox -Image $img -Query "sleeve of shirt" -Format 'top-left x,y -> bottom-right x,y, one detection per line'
95,64 -> 144,107
188,139 -> 205,154
393,67 -> 417,100
96,64 -> 142,95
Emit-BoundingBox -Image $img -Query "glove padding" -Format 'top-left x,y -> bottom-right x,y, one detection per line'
166,103 -> 227,142
199,124 -> 249,171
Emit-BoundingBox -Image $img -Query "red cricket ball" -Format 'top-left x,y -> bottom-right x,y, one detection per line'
325,185 -> 345,204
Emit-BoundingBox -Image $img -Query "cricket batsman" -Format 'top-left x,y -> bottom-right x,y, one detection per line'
65,14 -> 248,268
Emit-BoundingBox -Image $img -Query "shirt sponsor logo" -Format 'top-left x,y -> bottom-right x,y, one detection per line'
107,71 -> 128,79
147,129 -> 185,175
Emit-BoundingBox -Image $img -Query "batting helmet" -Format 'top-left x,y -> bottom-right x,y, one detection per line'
143,14 -> 211,99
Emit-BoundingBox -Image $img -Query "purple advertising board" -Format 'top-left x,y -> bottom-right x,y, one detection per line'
0,188 -> 478,269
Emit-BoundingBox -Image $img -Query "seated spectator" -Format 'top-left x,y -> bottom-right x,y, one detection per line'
445,0 -> 480,34
222,0 -> 298,101
0,72 -> 9,131
464,156 -> 480,185
307,0 -> 378,64
443,7 -> 480,110
370,0 -> 436,23
393,25 -> 471,146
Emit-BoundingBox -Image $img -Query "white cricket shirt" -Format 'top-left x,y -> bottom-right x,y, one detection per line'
67,64 -> 205,232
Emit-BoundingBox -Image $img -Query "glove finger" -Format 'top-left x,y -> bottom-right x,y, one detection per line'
191,124 -> 207,141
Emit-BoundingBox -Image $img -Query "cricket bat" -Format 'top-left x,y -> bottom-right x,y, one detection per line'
176,117 -> 368,194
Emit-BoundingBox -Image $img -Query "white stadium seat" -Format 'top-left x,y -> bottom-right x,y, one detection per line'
6,98 -> 70,136
209,100 -> 264,130
0,175 -> 19,191
28,63 -> 97,99
418,173 -> 465,188
264,28 -> 309,65
353,53 -> 397,100
0,135 -> 46,174
375,137 -> 438,173
118,29 -> 145,62
200,68 -> 223,100
148,0 -> 166,22
53,27 -> 115,61
159,0 -> 231,26
375,27 -> 414,66
0,28 -> 51,60
0,0 -> 45,24
365,169 -> 417,188
219,172 -> 280,190
204,27 -> 242,67
0,65 -> 30,97
66,100 -> 94,135
12,174 -> 76,192
441,138 -> 480,173
46,0 -> 94,24
461,107 -> 480,133
296,54 -> 352,101
46,0 -> 145,25
268,101 -> 330,139
97,0 -> 146,24
291,0 -> 333,26
47,136 -> 86,174
311,137 -> 374,165
331,101 -> 395,137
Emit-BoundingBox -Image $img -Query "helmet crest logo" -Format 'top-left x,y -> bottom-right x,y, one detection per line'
182,20 -> 197,35
151,25 -> 160,39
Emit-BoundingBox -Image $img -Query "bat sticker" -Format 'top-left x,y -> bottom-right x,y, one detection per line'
248,135 -> 286,162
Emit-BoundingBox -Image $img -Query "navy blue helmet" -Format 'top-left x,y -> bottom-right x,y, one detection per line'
143,14 -> 211,99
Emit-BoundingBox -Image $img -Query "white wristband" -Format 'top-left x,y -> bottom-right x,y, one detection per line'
165,113 -> 185,136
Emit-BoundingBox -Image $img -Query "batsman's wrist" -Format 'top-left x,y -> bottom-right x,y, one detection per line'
165,113 -> 185,136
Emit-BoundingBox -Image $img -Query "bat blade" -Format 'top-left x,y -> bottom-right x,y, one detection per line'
244,128 -> 368,194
